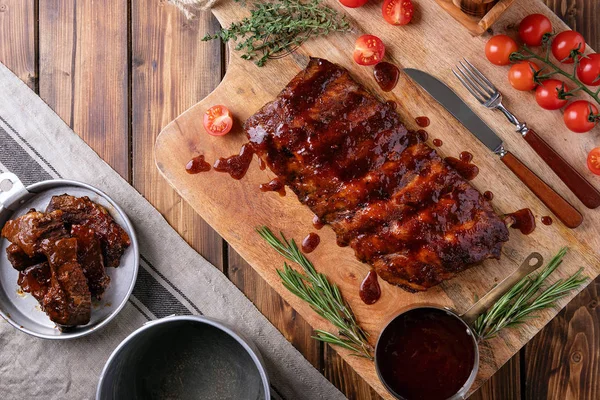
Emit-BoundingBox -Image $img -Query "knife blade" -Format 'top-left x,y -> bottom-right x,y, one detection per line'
404,68 -> 504,154
403,68 -> 583,229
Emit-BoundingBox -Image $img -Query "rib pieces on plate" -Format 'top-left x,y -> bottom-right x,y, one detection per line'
245,58 -> 509,292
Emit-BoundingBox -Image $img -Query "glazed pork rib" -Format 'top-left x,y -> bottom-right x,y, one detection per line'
246,58 -> 509,292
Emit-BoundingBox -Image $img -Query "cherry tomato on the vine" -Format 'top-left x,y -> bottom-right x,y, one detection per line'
203,105 -> 233,136
485,35 -> 518,66
588,148 -> 600,175
338,0 -> 369,8
519,14 -> 552,46
508,61 -> 540,91
353,35 -> 385,66
535,79 -> 569,110
576,53 -> 600,86
563,100 -> 598,133
382,0 -> 414,26
552,31 -> 586,64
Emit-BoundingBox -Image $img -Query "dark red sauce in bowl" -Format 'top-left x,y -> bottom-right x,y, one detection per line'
375,307 -> 478,400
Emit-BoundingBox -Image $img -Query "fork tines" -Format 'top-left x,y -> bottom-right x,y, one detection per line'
452,59 -> 499,105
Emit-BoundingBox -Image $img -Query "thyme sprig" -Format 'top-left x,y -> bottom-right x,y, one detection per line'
473,248 -> 587,340
257,226 -> 373,359
202,0 -> 352,66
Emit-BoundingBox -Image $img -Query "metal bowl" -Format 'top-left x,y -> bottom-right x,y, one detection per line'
96,315 -> 271,400
0,172 -> 139,339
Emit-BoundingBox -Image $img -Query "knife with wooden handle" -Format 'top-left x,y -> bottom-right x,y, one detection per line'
404,68 -> 583,228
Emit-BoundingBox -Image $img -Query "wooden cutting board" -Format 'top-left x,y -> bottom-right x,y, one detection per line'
155,1 -> 600,397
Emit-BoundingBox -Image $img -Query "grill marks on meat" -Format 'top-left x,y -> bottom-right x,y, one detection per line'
46,195 -> 131,268
246,58 -> 509,292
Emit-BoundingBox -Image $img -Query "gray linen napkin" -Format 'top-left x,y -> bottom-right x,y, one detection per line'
0,61 -> 346,400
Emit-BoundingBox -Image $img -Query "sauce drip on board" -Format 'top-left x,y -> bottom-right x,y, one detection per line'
359,270 -> 381,305
259,177 -> 286,196
483,191 -> 494,201
258,157 -> 266,170
385,100 -> 397,110
541,216 -> 553,226
185,155 -> 211,174
432,138 -> 443,147
301,233 -> 320,253
505,208 -> 536,235
213,143 -> 254,180
376,308 -> 475,400
374,62 -> 400,92
417,129 -> 428,141
445,154 -> 479,181
312,215 -> 324,230
415,116 -> 430,128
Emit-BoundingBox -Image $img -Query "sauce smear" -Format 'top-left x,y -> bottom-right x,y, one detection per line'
259,177 -> 286,196
359,270 -> 381,305
258,157 -> 266,170
374,62 -> 400,92
483,191 -> 494,201
505,208 -> 536,235
415,116 -> 430,128
445,156 -> 479,180
459,151 -> 473,163
213,143 -> 254,180
385,100 -> 397,110
312,215 -> 324,230
185,155 -> 211,174
541,216 -> 553,226
376,308 -> 475,400
433,138 -> 443,147
417,129 -> 428,141
301,233 -> 320,254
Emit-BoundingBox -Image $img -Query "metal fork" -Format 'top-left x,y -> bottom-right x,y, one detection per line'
452,59 -> 600,210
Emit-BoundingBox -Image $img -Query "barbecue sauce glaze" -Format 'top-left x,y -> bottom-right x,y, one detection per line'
374,62 -> 400,92
185,155 -> 211,174
505,208 -> 536,235
301,233 -> 320,253
541,216 -> 553,226
444,152 -> 479,181
312,215 -> 324,230
376,308 -> 475,400
213,143 -> 254,180
359,270 -> 381,305
415,116 -> 430,128
260,177 -> 286,196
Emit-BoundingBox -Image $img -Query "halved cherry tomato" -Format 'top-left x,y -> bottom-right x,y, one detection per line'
382,0 -> 414,26
577,53 -> 600,86
203,105 -> 233,136
353,35 -> 385,66
535,79 -> 569,110
518,14 -> 552,46
338,0 -> 369,7
563,100 -> 598,133
508,61 -> 540,91
485,35 -> 518,66
588,147 -> 600,175
551,31 -> 586,64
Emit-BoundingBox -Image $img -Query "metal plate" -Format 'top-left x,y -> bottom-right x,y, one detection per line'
0,174 -> 139,339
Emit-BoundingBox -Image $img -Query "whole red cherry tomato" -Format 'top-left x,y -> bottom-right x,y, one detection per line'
203,105 -> 233,136
519,14 -> 553,46
535,79 -> 570,110
353,35 -> 385,66
576,53 -> 600,86
485,35 -> 518,66
552,31 -> 586,64
338,0 -> 369,7
588,147 -> 600,175
508,61 -> 540,91
382,0 -> 414,26
563,100 -> 598,133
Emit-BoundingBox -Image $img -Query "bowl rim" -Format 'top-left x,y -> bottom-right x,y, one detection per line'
96,314 -> 271,400
0,177 -> 140,340
374,305 -> 480,400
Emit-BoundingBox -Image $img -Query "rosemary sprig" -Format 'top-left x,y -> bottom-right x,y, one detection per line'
473,248 -> 587,340
256,226 -> 373,359
202,0 -> 352,66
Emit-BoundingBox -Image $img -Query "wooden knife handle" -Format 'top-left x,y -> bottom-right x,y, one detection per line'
501,151 -> 583,229
523,128 -> 600,209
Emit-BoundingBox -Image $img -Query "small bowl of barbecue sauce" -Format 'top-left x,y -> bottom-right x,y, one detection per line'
375,306 -> 479,400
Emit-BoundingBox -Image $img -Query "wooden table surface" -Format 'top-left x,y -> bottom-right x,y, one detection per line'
0,1 -> 598,399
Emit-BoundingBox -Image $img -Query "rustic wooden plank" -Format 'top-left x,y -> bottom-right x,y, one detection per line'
38,1 -> 129,179
470,355 -> 521,400
0,0 -> 36,90
323,345 -> 382,400
131,0 -> 225,268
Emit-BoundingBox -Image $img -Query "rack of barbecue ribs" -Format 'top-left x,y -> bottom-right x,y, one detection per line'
2,195 -> 131,327
246,58 -> 509,292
